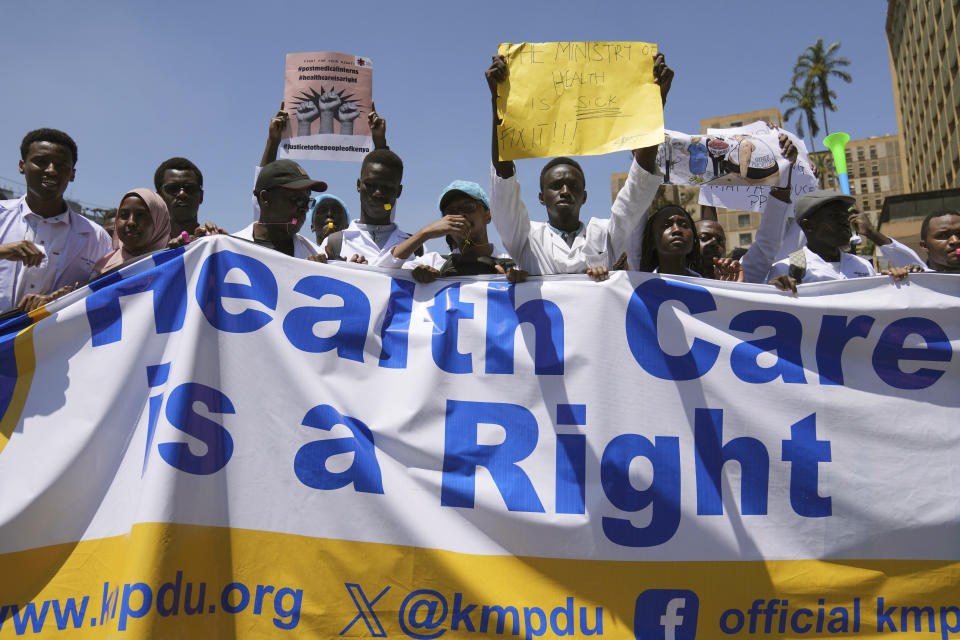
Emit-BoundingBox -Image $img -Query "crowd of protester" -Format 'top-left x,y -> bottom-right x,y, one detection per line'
1,53 -> 957,314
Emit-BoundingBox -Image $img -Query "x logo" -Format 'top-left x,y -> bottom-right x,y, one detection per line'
340,583 -> 391,637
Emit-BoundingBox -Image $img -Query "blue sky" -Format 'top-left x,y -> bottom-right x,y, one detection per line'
1,1 -> 895,250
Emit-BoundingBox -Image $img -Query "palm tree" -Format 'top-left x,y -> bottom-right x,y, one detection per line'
781,79 -> 820,151
792,38 -> 852,136
808,152 -> 832,189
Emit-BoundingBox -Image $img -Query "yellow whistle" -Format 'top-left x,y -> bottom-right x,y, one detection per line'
327,222 -> 335,230
384,203 -> 392,211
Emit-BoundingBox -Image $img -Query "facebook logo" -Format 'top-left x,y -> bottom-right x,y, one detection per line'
635,590 -> 699,640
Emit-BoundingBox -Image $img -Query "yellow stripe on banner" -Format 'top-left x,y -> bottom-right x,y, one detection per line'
1,523 -> 959,638
0,308 -> 49,455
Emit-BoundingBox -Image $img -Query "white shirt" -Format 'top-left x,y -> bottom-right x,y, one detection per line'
739,195 -> 792,283
404,250 -> 447,271
232,223 -> 321,259
404,247 -> 512,272
767,245 -> 877,283
490,160 -> 660,275
318,220 -> 412,269
0,197 -> 112,311
878,238 -> 926,268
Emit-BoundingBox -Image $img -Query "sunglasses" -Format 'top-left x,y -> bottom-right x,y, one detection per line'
161,182 -> 202,197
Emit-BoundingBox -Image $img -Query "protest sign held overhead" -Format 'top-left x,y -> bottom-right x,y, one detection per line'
655,121 -> 819,213
697,121 -> 819,212
495,42 -> 664,160
278,52 -> 373,162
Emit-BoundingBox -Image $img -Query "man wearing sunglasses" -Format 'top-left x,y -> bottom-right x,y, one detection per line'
233,159 -> 326,258
154,157 -> 206,239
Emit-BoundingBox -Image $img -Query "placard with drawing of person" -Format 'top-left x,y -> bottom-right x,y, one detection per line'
655,122 -> 817,211
698,121 -> 818,212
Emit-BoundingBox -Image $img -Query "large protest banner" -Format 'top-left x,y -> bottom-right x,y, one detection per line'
0,236 -> 958,638
279,51 -> 374,162
496,42 -> 664,160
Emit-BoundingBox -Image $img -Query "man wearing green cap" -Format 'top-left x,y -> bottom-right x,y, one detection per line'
233,159 -> 326,258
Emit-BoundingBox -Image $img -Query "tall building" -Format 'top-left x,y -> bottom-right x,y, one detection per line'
886,0 -> 960,192
699,108 -> 782,132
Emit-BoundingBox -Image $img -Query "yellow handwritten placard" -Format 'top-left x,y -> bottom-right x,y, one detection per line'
496,41 -> 664,160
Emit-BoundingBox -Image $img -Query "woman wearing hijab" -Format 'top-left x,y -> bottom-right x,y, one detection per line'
16,189 -> 171,311
95,188 -> 171,273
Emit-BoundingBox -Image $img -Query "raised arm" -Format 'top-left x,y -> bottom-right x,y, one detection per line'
390,216 -> 469,260
485,54 -> 533,266
368,101 -> 388,149
486,55 -> 515,179
260,103 -> 288,167
848,209 -> 925,267
633,52 -> 673,173
609,53 -> 674,269
740,134 -> 796,283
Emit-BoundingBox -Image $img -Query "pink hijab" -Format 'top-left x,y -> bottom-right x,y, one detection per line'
95,188 -> 171,273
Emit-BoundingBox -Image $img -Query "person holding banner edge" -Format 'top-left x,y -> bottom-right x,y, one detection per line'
766,193 -> 914,292
17,187 -> 175,311
153,157 -> 226,240
638,204 -> 743,279
0,128 -> 112,313
405,180 -> 528,283
850,209 -> 960,274
486,52 -> 673,281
